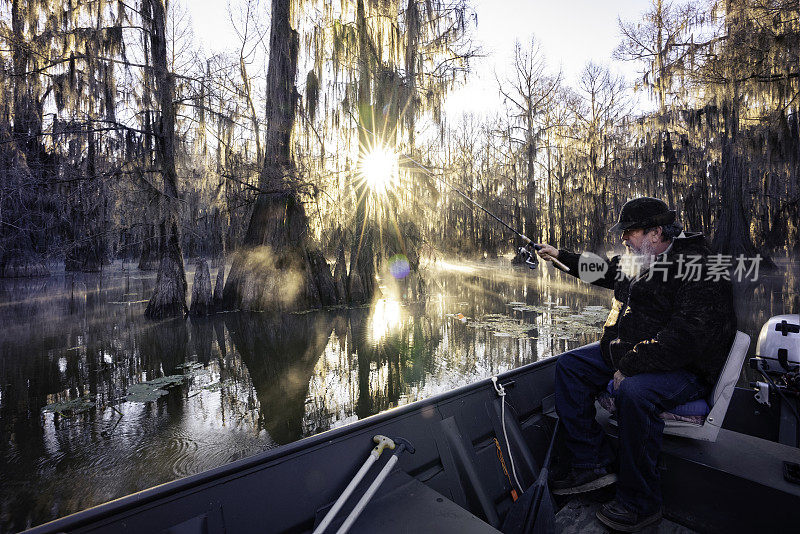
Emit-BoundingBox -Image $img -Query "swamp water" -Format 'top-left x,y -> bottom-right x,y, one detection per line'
0,257 -> 796,531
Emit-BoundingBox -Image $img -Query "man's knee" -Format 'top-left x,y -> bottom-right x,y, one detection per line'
555,352 -> 577,376
555,350 -> 588,381
557,344 -> 601,371
616,377 -> 653,407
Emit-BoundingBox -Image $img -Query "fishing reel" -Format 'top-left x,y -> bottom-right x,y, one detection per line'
516,244 -> 539,270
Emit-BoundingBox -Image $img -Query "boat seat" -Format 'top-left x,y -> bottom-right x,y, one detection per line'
599,331 -> 750,442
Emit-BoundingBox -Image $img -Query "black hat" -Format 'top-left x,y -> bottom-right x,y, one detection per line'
609,197 -> 676,234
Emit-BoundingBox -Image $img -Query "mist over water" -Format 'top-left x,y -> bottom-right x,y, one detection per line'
0,257 -> 796,531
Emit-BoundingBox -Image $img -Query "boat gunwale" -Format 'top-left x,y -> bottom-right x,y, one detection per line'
27,353 -> 560,533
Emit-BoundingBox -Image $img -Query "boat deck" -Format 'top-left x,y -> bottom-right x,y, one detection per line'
312,467 -> 697,533
555,498 -> 695,533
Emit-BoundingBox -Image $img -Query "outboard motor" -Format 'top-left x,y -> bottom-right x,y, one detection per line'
753,315 -> 800,374
750,315 -> 800,448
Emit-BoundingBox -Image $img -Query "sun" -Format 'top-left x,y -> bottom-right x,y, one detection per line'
359,144 -> 399,193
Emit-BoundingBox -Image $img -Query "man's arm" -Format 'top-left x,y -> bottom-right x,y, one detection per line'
615,279 -> 719,376
537,244 -> 621,290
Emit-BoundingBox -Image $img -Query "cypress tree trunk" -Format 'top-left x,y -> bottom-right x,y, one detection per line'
213,264 -> 225,309
546,138 -> 555,244
663,131 -> 676,208
223,0 -> 335,312
588,148 -> 605,251
333,245 -> 348,302
558,158 -> 566,246
144,0 -> 188,319
1,0 -> 49,278
65,132 -> 104,272
189,260 -> 213,316
138,224 -> 158,270
348,195 -> 375,304
712,97 -> 757,258
525,134 -> 537,242
711,96 -> 774,269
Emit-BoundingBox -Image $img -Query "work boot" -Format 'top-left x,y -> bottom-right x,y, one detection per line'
596,499 -> 662,532
550,466 -> 617,495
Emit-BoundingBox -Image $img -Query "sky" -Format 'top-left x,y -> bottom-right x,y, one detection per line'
187,0 -> 654,118
443,0 -> 652,117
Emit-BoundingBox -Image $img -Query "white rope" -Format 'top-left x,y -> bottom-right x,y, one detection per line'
492,376 -> 524,494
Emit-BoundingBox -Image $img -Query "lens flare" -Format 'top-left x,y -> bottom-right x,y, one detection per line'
389,254 -> 411,279
359,145 -> 398,193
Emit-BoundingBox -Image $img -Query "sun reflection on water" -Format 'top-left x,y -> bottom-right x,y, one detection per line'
369,298 -> 404,343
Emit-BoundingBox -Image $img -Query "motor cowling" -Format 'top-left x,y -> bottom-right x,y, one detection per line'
755,314 -> 800,373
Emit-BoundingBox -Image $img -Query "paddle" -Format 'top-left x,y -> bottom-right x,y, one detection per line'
501,419 -> 559,534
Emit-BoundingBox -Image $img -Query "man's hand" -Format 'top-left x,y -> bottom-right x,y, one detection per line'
613,370 -> 626,391
536,243 -> 559,262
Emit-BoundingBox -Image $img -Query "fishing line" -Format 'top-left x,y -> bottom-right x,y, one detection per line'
401,155 -> 532,244
400,154 -> 570,272
342,115 -> 569,271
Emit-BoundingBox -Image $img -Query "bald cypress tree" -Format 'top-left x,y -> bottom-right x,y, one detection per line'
144,0 -> 188,318
223,0 -> 337,312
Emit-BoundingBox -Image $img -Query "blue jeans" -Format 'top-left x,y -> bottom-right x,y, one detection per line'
554,342 -> 708,513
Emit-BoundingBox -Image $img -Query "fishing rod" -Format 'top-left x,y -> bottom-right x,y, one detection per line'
402,156 -> 570,272
347,113 -> 569,272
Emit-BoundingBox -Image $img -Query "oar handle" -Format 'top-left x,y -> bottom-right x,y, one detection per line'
335,438 -> 415,534
312,435 -> 395,534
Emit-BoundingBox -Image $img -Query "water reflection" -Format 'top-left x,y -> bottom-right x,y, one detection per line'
224,312 -> 333,444
0,258 -> 796,531
368,298 -> 404,343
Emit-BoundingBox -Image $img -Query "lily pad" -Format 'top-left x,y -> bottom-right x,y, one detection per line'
125,375 -> 185,403
202,381 -> 225,392
466,314 -> 537,339
176,362 -> 206,377
43,397 -> 95,415
175,362 -> 203,371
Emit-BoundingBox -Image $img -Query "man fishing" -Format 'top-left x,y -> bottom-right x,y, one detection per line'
536,197 -> 737,532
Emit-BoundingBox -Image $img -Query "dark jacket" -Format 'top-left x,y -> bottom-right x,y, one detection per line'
558,232 -> 737,386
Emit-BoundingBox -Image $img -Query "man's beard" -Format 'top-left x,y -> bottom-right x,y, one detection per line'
620,238 -> 659,278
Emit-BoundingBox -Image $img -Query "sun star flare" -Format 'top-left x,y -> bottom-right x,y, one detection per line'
359,144 -> 399,193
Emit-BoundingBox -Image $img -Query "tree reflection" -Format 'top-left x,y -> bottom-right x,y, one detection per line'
137,318 -> 189,376
224,311 -> 333,444
302,304 -> 442,426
